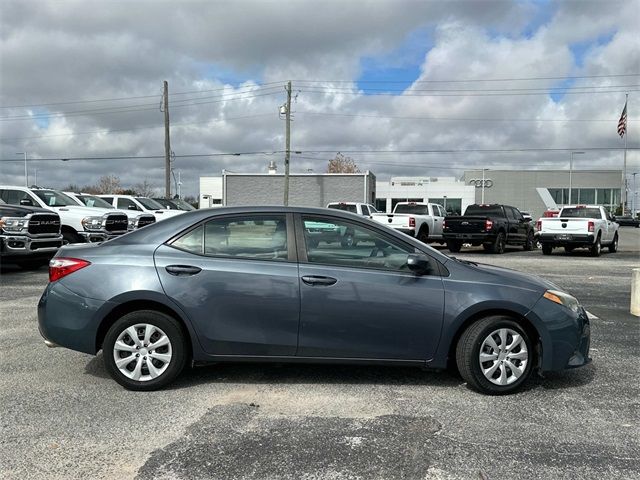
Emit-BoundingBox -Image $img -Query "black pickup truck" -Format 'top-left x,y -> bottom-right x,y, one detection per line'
0,200 -> 63,269
443,204 -> 535,254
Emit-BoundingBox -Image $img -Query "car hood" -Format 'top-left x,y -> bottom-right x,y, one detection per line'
448,258 -> 562,293
50,206 -> 128,216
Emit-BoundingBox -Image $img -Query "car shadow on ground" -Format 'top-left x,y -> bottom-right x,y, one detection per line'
85,352 -> 596,393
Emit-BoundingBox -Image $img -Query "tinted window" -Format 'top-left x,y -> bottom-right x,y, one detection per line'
101,196 -> 114,205
328,203 -> 357,213
1,189 -> 35,206
77,195 -> 113,208
560,208 -> 602,219
117,198 -> 140,211
172,225 -> 204,254
361,205 -> 370,216
394,204 -> 429,215
33,190 -> 77,206
204,216 -> 287,261
136,197 -> 164,210
505,207 -> 516,220
302,216 -> 426,273
464,205 -> 505,217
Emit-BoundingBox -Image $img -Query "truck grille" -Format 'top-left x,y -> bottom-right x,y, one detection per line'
137,215 -> 156,228
28,214 -> 61,235
104,214 -> 129,232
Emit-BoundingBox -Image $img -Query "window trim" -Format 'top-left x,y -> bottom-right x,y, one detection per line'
166,212 -> 297,263
294,212 -> 442,276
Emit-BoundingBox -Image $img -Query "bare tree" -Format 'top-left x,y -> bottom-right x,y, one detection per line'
132,180 -> 157,197
95,175 -> 122,194
326,152 -> 360,173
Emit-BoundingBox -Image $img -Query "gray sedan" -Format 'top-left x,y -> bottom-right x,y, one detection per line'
38,206 -> 591,394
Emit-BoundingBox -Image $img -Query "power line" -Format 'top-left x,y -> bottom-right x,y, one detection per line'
298,84 -> 640,93
299,87 -> 640,97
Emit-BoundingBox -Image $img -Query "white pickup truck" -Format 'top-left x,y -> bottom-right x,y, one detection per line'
326,202 -> 378,217
0,186 -> 130,244
537,205 -> 619,256
98,195 -> 184,221
64,192 -> 156,230
370,202 -> 445,243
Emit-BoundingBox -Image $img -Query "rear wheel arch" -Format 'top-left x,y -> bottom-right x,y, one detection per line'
95,300 -> 193,360
447,308 -> 541,372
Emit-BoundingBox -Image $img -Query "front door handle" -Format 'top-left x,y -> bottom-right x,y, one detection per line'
165,265 -> 202,276
301,275 -> 337,286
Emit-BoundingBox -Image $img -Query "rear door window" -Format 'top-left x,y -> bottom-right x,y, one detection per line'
560,208 -> 602,218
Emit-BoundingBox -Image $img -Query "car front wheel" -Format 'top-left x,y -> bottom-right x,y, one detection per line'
456,316 -> 533,395
103,310 -> 188,391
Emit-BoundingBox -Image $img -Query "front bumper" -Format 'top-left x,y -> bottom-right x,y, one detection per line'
78,230 -> 128,243
0,234 -> 63,256
537,233 -> 595,246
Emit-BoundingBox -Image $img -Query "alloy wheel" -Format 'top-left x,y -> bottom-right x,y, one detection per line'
113,323 -> 173,381
479,328 -> 528,386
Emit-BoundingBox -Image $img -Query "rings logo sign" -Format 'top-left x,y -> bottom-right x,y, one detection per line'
468,179 -> 493,188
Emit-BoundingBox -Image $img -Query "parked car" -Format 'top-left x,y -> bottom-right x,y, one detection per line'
370,202 -> 445,243
64,192 -> 156,230
153,197 -> 196,212
536,205 -> 619,256
615,215 -> 640,227
326,202 -> 377,217
0,199 -> 63,269
443,204 -> 535,254
98,195 -> 184,221
39,206 -> 591,395
0,186 -> 129,244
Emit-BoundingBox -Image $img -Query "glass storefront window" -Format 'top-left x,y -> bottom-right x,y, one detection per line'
428,198 -> 462,215
579,189 -> 595,204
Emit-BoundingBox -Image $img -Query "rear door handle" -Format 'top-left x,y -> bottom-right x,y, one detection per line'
301,275 -> 337,286
165,265 -> 202,276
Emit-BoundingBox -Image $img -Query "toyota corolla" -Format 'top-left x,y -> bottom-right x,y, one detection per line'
38,206 -> 591,394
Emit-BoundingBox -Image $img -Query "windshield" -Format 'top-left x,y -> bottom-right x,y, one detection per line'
172,198 -> 195,211
328,203 -> 357,213
77,195 -> 114,209
464,205 -> 504,216
153,198 -> 174,209
136,197 -> 164,210
560,208 -> 602,219
33,190 -> 78,207
394,204 -> 429,215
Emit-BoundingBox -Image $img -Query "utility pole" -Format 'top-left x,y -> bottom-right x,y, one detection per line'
163,80 -> 171,199
283,81 -> 292,206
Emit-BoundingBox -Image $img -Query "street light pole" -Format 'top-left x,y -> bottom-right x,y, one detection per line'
16,152 -> 27,186
569,151 -> 584,205
633,172 -> 638,217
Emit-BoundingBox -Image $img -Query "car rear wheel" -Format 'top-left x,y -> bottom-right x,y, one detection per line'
103,310 -> 187,391
62,230 -> 83,245
417,227 -> 429,244
541,244 -> 553,255
447,240 -> 462,253
486,232 -> 506,254
456,316 -> 533,395
608,233 -> 618,253
523,231 -> 535,251
564,246 -> 574,254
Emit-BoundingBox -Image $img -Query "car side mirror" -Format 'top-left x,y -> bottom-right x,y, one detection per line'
407,254 -> 433,275
611,215 -> 616,222
20,198 -> 34,206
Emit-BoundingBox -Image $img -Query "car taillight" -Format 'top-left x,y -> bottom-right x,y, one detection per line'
588,221 -> 594,233
442,219 -> 446,229
536,220 -> 541,230
409,217 -> 416,228
485,219 -> 493,230
49,257 -> 91,282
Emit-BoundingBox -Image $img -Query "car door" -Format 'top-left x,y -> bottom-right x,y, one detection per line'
602,208 -> 614,242
154,213 -> 301,356
296,213 -> 445,361
117,197 -> 142,212
511,207 -> 529,243
431,205 -> 444,237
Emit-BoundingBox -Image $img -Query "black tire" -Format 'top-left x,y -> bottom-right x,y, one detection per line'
589,234 -> 601,257
487,232 -> 506,254
103,310 -> 188,391
447,240 -> 462,253
541,244 -> 553,255
62,230 -> 83,244
456,316 -> 534,395
608,233 -> 618,253
417,227 -> 429,244
564,246 -> 574,254
523,231 -> 535,251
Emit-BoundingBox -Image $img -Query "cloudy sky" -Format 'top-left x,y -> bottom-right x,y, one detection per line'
1,0 -> 639,198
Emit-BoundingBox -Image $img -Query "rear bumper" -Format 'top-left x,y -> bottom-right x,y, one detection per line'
0,234 -> 63,257
537,233 -> 594,246
395,228 -> 415,237
443,233 -> 493,242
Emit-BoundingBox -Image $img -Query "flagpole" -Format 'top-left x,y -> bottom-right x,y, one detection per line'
623,93 -> 628,214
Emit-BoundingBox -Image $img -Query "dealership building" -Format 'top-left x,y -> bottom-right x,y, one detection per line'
199,166 -> 623,220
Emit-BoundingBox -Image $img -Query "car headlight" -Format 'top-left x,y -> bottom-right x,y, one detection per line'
0,217 -> 28,232
127,218 -> 136,230
81,216 -> 104,231
543,290 -> 580,313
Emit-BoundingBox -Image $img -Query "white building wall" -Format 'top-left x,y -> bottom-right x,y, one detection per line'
199,177 -> 223,209
375,177 -> 475,214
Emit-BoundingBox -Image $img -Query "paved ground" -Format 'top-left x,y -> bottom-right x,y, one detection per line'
1,228 -> 638,480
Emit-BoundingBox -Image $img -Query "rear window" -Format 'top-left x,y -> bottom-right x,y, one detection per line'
464,205 -> 504,216
560,208 -> 602,218
328,203 -> 357,213
394,204 -> 429,215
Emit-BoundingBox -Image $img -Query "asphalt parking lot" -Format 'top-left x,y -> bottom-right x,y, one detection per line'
1,228 -> 638,480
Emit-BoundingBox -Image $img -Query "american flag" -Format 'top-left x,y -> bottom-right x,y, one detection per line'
617,100 -> 627,137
